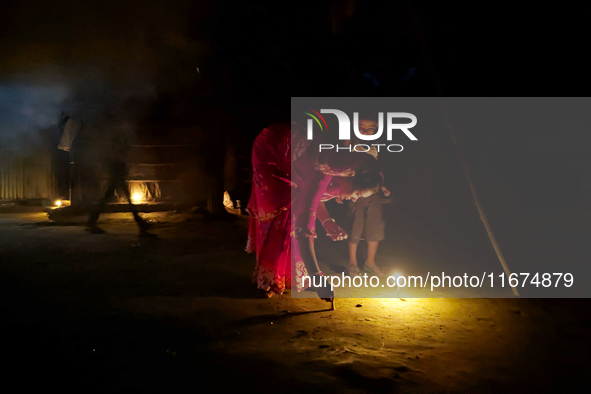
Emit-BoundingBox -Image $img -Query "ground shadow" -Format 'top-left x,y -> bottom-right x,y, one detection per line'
226,309 -> 334,331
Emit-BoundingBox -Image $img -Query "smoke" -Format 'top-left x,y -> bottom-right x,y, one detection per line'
0,72 -> 159,153
0,83 -> 67,124
0,83 -> 70,149
0,0 -> 212,148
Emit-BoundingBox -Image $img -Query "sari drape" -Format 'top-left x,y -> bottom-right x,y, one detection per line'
246,124 -> 309,294
246,123 -> 350,295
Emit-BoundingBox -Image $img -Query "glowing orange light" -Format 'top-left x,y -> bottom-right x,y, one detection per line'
131,192 -> 143,204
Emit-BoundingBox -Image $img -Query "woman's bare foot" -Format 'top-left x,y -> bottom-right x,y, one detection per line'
311,273 -> 334,302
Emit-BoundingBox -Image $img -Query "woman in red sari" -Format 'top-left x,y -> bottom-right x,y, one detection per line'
246,122 -> 382,299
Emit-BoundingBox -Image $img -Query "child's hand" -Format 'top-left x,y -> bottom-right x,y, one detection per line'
323,219 -> 348,241
381,186 -> 391,197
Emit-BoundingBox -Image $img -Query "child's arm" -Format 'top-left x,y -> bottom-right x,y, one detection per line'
379,171 -> 391,196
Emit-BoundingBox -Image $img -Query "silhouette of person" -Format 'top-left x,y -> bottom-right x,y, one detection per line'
85,134 -> 155,237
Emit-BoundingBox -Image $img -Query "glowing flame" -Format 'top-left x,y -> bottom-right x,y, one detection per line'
390,270 -> 403,280
55,200 -> 62,207
223,191 -> 233,209
131,192 -> 143,204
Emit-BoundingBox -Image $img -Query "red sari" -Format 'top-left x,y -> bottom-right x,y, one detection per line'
246,123 -> 337,295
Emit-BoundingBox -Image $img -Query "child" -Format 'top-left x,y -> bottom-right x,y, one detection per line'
345,117 -> 390,276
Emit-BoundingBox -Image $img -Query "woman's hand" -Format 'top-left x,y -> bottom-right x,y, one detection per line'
322,219 -> 348,241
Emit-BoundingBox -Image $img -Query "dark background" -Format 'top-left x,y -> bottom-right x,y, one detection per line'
3,1 -> 588,138
1,2 -> 591,391
1,0 -> 589,271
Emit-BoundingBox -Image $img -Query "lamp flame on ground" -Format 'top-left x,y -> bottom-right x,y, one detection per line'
389,270 -> 404,298
55,200 -> 62,207
390,270 -> 403,279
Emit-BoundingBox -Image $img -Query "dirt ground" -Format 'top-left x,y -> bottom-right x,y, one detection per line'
1,210 -> 590,393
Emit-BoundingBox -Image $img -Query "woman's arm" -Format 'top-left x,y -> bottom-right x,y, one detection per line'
296,237 -> 333,300
316,202 -> 347,241
316,201 -> 331,223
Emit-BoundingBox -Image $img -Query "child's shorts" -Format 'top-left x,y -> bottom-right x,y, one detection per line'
349,193 -> 385,244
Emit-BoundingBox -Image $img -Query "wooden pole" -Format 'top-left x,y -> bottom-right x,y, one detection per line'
440,103 -> 520,297
407,5 -> 519,296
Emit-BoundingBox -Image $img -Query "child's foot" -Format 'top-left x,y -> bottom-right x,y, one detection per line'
348,265 -> 362,277
364,263 -> 385,276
